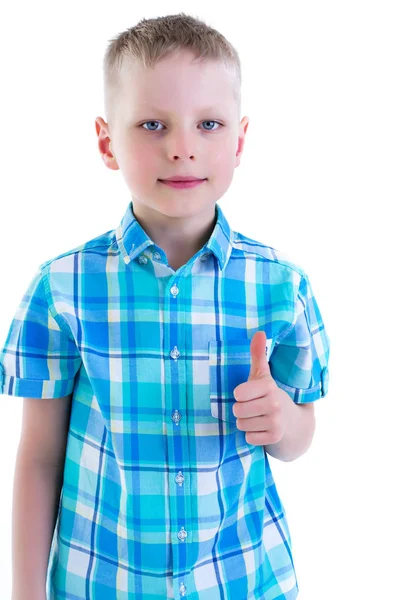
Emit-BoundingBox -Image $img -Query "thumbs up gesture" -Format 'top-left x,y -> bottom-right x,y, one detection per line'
232,330 -> 290,447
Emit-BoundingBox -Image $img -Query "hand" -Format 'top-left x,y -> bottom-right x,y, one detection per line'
232,330 -> 290,446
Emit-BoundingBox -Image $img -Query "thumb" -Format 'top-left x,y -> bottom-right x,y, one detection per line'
248,330 -> 272,381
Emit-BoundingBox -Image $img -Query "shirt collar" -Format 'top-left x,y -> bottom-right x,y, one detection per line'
115,201 -> 233,271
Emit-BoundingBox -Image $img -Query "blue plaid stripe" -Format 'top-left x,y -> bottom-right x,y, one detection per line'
0,201 -> 329,599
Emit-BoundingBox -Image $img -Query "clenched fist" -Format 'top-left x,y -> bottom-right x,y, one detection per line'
232,330 -> 291,447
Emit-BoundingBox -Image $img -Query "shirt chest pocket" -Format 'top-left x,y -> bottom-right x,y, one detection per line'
208,339 -> 253,423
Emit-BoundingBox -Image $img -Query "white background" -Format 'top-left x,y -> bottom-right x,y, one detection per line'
0,1 -> 399,598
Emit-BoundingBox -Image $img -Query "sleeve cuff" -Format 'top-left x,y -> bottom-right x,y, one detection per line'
1,367 -> 76,399
274,366 -> 329,403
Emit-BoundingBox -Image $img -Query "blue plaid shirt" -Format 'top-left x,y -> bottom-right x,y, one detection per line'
0,201 -> 330,599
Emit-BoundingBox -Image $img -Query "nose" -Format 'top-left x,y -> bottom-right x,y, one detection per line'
173,154 -> 195,160
167,129 -> 197,161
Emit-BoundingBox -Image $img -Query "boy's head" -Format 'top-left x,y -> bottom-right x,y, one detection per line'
95,13 -> 249,222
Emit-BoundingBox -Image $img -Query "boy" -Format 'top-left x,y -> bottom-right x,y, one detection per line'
0,12 -> 330,600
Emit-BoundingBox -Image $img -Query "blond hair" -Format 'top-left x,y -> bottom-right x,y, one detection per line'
102,12 -> 242,127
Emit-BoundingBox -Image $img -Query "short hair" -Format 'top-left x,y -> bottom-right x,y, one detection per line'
102,12 -> 242,128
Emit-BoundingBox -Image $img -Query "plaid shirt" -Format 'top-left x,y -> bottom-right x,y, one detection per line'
0,201 -> 330,599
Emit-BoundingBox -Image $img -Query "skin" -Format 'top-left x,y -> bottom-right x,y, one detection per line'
95,50 -> 249,271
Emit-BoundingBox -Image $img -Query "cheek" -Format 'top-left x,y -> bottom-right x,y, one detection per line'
208,148 -> 237,183
123,143 -> 158,177
208,135 -> 238,169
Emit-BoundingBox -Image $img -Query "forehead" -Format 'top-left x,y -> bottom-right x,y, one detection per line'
117,51 -> 237,114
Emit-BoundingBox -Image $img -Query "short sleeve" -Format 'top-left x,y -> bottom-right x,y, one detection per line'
0,266 -> 82,399
269,272 -> 330,403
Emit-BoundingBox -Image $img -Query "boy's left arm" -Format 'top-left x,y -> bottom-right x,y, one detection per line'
233,330 -> 316,463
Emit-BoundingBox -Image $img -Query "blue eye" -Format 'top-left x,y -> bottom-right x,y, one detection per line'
201,121 -> 221,131
141,120 -> 222,132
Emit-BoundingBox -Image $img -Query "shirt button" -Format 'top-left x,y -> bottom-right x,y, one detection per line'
177,527 -> 187,542
172,410 -> 181,425
138,255 -> 148,264
175,471 -> 184,486
153,251 -> 161,260
200,253 -> 210,262
170,346 -> 180,360
170,283 -> 179,296
179,582 -> 187,596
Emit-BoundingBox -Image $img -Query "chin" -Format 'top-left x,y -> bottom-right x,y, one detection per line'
159,201 -> 210,218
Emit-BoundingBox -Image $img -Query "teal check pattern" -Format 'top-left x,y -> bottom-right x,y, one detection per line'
0,201 -> 330,599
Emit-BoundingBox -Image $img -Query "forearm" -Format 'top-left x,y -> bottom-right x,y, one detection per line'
264,391 -> 316,462
11,447 -> 64,600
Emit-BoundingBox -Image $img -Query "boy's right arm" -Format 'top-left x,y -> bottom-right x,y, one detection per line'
11,394 -> 73,600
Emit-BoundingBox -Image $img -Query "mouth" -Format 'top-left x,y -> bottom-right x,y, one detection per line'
159,177 -> 207,182
158,178 -> 207,189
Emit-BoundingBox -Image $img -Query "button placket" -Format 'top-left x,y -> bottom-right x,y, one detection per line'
168,277 -> 188,594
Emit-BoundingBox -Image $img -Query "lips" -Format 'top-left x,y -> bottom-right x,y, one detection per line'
160,176 -> 205,182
